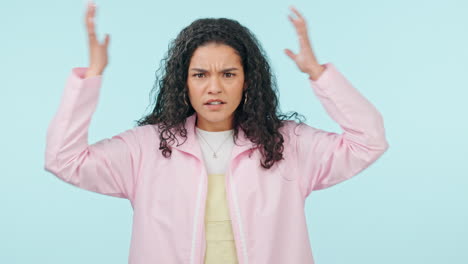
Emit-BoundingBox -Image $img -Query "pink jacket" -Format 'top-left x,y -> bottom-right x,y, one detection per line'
44,62 -> 389,264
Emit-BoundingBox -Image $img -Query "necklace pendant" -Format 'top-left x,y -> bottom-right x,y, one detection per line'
213,153 -> 217,158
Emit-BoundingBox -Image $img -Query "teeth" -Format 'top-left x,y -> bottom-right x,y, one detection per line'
208,101 -> 222,105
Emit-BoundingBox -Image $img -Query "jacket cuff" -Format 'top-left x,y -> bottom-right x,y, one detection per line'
70,67 -> 102,89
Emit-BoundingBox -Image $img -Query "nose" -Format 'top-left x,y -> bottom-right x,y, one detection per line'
207,76 -> 222,94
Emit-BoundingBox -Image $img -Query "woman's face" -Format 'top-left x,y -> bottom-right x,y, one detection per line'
187,42 -> 245,132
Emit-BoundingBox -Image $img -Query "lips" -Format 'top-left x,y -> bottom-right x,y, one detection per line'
204,99 -> 226,105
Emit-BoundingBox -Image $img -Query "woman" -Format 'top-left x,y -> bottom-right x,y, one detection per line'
44,1 -> 389,263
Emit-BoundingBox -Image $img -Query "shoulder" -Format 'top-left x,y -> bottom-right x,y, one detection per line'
279,120 -> 324,151
280,119 -> 318,137
114,124 -> 161,147
278,120 -> 300,146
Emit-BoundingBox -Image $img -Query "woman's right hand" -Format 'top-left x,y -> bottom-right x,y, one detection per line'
84,0 -> 110,78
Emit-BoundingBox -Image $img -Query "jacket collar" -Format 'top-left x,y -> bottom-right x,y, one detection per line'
171,112 -> 257,161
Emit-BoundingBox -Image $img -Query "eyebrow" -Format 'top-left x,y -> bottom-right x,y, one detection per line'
189,67 -> 240,73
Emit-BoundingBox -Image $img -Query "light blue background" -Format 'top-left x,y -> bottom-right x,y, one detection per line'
1,0 -> 467,263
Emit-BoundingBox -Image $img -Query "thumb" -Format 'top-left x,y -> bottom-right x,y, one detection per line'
284,48 -> 296,61
104,34 -> 110,47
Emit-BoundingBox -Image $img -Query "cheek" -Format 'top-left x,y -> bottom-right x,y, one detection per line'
227,87 -> 244,110
187,83 -> 201,102
235,81 -> 245,101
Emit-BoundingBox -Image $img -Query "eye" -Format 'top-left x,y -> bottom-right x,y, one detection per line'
224,72 -> 235,78
193,73 -> 205,78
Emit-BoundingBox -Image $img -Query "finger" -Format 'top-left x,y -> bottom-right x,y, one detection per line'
86,3 -> 98,43
104,34 -> 110,48
287,5 -> 308,31
87,0 -> 96,11
87,20 -> 97,44
288,13 -> 307,35
288,15 -> 311,50
297,30 -> 311,50
286,7 -> 314,55
86,0 -> 96,21
289,5 -> 304,21
284,49 -> 296,61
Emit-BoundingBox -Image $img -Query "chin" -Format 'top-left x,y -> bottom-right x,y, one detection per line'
198,110 -> 233,122
202,113 -> 228,121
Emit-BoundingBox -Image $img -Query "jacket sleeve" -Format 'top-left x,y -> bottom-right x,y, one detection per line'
294,62 -> 389,198
44,67 -> 141,201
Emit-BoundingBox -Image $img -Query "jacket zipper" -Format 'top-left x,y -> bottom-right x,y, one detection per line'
189,164 -> 206,264
227,163 -> 249,264
190,158 -> 249,264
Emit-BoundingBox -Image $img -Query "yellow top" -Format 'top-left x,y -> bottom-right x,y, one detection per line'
204,173 -> 239,264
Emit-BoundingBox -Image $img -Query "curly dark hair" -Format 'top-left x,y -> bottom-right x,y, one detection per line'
135,17 -> 306,169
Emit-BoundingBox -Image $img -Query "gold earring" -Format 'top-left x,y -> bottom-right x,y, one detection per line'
243,93 -> 248,111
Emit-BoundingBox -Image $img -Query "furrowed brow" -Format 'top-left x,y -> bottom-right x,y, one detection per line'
189,67 -> 239,72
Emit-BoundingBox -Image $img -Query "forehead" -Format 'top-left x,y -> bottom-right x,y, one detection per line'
189,43 -> 242,66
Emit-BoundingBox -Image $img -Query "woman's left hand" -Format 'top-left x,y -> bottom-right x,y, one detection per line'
284,6 -> 325,81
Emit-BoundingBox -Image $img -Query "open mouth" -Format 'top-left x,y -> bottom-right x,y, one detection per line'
204,101 -> 226,110
204,102 -> 226,105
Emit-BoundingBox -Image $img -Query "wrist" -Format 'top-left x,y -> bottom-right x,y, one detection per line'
306,65 -> 325,81
85,68 -> 103,78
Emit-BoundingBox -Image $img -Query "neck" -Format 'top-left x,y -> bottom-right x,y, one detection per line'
195,116 -> 233,132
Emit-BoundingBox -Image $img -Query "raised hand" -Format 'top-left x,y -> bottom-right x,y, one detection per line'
84,0 -> 110,78
284,6 -> 325,81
